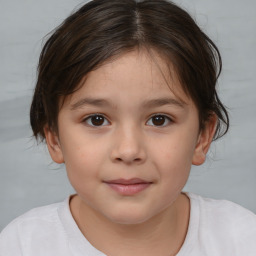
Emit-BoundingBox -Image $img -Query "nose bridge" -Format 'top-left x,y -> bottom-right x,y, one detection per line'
110,121 -> 146,164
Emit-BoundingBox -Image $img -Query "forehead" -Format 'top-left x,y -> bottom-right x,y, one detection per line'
64,49 -> 192,109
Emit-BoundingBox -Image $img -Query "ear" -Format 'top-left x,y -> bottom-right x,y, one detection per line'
44,126 -> 64,164
192,114 -> 217,166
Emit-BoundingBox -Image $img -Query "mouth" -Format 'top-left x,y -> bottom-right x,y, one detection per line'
103,178 -> 153,196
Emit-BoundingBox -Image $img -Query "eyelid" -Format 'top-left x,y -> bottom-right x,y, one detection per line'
148,112 -> 174,120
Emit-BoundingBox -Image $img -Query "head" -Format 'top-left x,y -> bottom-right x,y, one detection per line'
30,0 -> 228,141
30,0 -> 229,224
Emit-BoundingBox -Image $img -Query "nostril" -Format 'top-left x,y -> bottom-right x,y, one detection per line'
115,157 -> 141,163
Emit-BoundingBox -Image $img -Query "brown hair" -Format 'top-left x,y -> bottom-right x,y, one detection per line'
30,0 -> 229,141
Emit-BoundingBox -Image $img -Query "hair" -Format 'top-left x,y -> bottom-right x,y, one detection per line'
30,0 -> 229,141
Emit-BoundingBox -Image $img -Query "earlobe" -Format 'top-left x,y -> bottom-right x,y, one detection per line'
192,114 -> 217,166
44,126 -> 64,164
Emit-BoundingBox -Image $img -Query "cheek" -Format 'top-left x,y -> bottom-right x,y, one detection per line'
64,146 -> 101,199
60,135 -> 106,184
160,150 -> 191,186
159,146 -> 192,197
152,133 -> 197,188
156,135 -> 197,168
60,126 -> 105,162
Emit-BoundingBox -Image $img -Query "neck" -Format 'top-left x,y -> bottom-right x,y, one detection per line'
70,193 -> 190,256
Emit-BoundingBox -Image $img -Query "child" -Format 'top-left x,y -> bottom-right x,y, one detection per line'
1,0 -> 256,255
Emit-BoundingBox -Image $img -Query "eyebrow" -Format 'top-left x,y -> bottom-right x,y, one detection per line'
70,97 -> 186,110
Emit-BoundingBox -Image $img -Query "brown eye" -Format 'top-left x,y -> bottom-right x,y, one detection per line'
147,115 -> 172,127
84,115 -> 109,127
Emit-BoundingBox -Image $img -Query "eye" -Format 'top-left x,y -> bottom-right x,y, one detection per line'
83,113 -> 173,127
146,114 -> 173,127
83,114 -> 110,127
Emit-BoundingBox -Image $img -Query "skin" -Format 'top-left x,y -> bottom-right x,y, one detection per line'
45,49 -> 216,256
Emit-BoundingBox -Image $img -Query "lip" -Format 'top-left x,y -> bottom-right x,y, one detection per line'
104,178 -> 152,196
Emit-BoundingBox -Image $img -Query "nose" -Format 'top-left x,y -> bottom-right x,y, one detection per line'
110,124 -> 147,165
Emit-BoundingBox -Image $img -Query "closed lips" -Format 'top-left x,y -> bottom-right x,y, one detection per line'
104,178 -> 153,195
104,178 -> 152,185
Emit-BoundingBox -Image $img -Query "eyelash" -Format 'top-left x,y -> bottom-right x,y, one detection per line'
82,113 -> 173,128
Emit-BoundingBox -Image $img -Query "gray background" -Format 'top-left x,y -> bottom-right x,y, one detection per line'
0,0 -> 255,231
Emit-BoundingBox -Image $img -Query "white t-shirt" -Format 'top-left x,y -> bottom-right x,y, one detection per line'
1,192 -> 256,256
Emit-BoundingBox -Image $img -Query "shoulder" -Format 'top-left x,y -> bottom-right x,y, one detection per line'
189,192 -> 256,224
1,200 -> 62,231
0,200 -> 67,255
186,193 -> 256,254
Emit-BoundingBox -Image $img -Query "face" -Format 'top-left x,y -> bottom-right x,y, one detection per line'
45,50 -> 215,225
